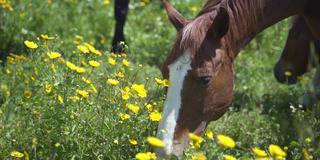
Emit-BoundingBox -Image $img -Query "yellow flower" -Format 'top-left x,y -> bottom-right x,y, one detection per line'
189,5 -> 198,12
84,43 -> 102,56
77,45 -> 89,53
91,49 -> 102,56
5,68 -> 11,75
24,40 -> 38,49
127,104 -> 140,114
205,130 -> 213,139
81,60 -> 87,66
135,152 -> 156,160
51,64 -> 56,73
24,90 -> 32,98
76,67 -> 86,74
75,35 -> 83,41
41,34 -> 54,40
122,59 -> 129,67
147,136 -> 165,147
145,103 -> 153,111
58,95 -> 64,104
252,147 -> 268,157
129,139 -> 138,145
149,111 -> 162,122
47,52 -> 61,59
302,148 -> 312,160
10,151 -> 24,158
115,72 -> 125,78
269,144 -> 286,159
217,134 -> 236,149
82,77 -> 92,84
254,157 -> 269,160
155,78 -> 170,87
107,79 -> 120,86
131,84 -> 148,98
189,133 -> 204,149
44,84 -> 53,93
305,137 -> 312,143
284,71 -> 292,77
119,113 -> 130,121
66,61 -> 77,70
88,60 -> 100,68
54,143 -> 60,148
223,154 -> 236,160
88,45 -> 102,56
58,57 -> 65,64
69,96 -> 81,101
121,87 -> 131,100
103,0 -> 111,5
108,57 -> 116,65
111,53 -> 117,58
192,153 -> 207,160
121,53 -> 127,58
76,90 -> 89,98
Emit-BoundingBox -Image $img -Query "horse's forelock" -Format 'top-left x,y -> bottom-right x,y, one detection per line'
180,11 -> 219,54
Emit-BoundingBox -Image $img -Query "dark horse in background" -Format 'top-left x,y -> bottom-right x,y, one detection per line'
274,15 -> 320,106
112,0 -> 129,53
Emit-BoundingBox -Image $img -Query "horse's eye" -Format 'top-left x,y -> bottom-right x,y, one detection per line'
197,76 -> 212,86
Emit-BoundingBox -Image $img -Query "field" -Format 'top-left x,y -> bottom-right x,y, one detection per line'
0,0 -> 319,159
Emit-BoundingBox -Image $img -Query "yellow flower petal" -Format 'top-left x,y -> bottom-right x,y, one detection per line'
66,61 -> 77,70
41,34 -> 54,40
147,136 -> 165,147
24,40 -> 38,49
252,147 -> 268,157
205,130 -> 213,139
47,52 -> 61,59
223,154 -> 236,160
122,59 -> 129,67
119,113 -> 130,121
77,45 -> 89,53
129,139 -> 138,145
284,71 -> 292,77
192,153 -> 207,160
108,57 -> 116,65
10,151 -> 24,158
76,67 -> 86,74
127,104 -> 140,114
58,95 -> 64,104
217,134 -> 236,149
269,144 -> 286,158
76,90 -> 89,98
107,79 -> 120,86
149,111 -> 162,122
24,90 -> 32,98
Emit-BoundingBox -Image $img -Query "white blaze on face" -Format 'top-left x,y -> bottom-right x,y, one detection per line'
157,51 -> 192,155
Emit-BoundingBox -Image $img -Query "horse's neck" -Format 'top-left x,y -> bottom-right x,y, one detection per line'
226,0 -> 307,58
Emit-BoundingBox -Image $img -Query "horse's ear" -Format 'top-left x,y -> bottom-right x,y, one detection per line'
163,0 -> 188,30
209,6 -> 229,38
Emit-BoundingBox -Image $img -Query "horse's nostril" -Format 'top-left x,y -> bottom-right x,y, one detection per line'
198,76 -> 212,86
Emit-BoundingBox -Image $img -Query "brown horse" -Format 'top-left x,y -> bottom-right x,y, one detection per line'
156,0 -> 320,158
274,15 -> 320,106
274,16 -> 320,85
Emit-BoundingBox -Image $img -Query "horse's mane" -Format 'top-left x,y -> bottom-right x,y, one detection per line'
180,0 -> 265,59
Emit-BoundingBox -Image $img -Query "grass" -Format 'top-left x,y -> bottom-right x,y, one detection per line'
0,0 -> 319,159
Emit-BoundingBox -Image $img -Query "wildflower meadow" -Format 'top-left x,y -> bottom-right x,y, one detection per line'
0,0 -> 319,159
